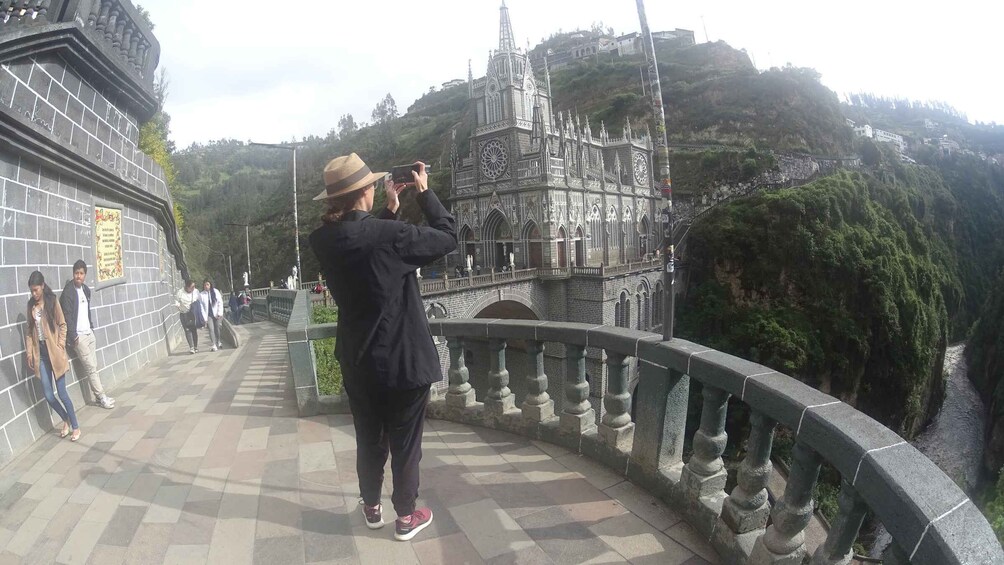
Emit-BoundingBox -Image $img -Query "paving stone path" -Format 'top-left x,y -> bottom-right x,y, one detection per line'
0,323 -> 720,564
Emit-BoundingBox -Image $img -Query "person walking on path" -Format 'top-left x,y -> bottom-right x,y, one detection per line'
175,280 -> 200,354
199,279 -> 224,351
25,271 -> 81,441
59,260 -> 114,409
309,154 -> 456,541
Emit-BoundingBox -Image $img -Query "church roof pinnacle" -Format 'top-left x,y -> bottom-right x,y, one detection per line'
499,1 -> 516,53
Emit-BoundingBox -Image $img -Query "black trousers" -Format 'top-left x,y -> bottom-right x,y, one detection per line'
344,379 -> 430,517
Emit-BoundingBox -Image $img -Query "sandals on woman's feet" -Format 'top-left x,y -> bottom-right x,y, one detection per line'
70,429 -> 81,442
59,423 -> 70,438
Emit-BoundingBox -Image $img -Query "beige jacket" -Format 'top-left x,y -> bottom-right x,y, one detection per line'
25,299 -> 69,379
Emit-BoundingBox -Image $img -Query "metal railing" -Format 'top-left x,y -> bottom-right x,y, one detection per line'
277,292 -> 999,565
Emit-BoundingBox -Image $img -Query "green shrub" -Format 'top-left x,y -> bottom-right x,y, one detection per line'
311,305 -> 342,395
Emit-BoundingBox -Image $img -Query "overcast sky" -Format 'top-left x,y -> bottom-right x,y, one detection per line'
139,0 -> 1004,149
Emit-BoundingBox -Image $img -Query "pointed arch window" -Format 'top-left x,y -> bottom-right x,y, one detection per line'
589,207 -> 602,250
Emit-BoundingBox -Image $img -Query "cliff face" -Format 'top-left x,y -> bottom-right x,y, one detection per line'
967,272 -> 1004,475
678,170 -> 955,436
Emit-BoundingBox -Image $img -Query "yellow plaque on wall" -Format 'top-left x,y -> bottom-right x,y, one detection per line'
94,206 -> 124,282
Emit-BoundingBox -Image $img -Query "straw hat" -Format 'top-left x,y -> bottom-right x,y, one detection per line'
312,153 -> 386,201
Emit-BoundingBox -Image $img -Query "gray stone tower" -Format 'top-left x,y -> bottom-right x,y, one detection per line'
450,2 -> 658,273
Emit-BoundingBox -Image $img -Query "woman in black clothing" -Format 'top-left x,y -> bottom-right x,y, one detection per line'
308,153 -> 456,541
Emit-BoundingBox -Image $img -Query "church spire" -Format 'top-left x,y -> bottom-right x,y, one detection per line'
499,1 -> 516,53
468,59 -> 474,97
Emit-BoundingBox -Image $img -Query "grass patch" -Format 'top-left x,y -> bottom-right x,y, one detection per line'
312,305 -> 342,396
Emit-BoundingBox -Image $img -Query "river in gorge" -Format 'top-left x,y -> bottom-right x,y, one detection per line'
870,343 -> 986,556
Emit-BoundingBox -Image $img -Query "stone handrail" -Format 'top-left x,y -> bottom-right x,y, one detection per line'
424,319 -> 999,564
276,290 -> 1000,564
419,267 -> 538,296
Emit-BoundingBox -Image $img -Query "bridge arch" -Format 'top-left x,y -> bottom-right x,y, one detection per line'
463,289 -> 543,321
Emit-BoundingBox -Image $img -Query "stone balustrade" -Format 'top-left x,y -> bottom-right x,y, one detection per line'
277,290 -> 1000,564
1,0 -> 159,83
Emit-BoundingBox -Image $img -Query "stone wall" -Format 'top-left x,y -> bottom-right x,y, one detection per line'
0,52 -> 185,467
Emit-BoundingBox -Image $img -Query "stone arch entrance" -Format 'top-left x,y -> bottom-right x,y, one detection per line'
523,220 -> 542,268
574,226 -> 585,267
556,226 -> 568,267
638,216 -> 651,258
459,224 -> 476,270
483,208 -> 512,271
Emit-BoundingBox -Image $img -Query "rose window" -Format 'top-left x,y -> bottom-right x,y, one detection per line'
633,152 -> 649,185
481,139 -> 509,180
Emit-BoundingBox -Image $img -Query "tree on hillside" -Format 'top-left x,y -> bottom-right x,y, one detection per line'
371,93 -> 399,124
337,114 -> 357,138
138,68 -> 183,233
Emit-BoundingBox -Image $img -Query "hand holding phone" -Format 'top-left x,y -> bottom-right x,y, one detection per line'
391,162 -> 431,192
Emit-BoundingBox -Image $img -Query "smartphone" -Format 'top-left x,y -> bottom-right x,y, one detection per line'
391,163 -> 431,184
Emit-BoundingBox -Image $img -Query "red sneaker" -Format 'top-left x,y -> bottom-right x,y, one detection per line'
361,502 -> 384,530
394,507 -> 433,541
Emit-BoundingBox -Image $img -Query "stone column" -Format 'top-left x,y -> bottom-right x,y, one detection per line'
721,411 -> 775,533
681,385 -> 730,499
485,338 -> 515,420
446,337 -> 475,409
598,352 -> 633,451
751,442 -> 822,565
560,343 -> 595,434
521,340 -> 554,422
811,480 -> 867,565
629,362 -> 689,474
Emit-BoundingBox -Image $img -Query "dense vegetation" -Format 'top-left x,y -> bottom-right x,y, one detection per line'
678,169 -> 955,435
311,305 -> 341,395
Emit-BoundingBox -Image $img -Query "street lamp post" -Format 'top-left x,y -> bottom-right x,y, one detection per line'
225,222 -> 251,287
636,0 -> 675,341
250,141 -> 304,289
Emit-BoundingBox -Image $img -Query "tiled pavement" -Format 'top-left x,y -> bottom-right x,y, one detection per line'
0,323 -> 721,564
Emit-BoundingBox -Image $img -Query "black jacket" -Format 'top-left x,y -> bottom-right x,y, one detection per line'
60,281 -> 96,344
308,190 -> 457,390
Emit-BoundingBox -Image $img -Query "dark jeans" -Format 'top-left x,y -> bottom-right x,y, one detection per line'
38,343 -> 78,430
344,379 -> 430,517
180,313 -> 198,349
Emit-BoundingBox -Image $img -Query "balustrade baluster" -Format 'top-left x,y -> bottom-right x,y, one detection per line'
112,14 -> 126,48
103,5 -> 118,41
810,479 -> 867,565
127,33 -> 139,65
681,385 -> 730,499
719,411 -> 775,537
35,0 -> 49,20
560,343 -> 595,434
120,23 -> 133,60
598,351 -> 632,451
751,441 -> 822,564
86,0 -> 101,26
95,0 -> 110,32
521,340 -> 553,422
137,40 -> 148,74
445,338 -> 475,409
485,338 -> 515,420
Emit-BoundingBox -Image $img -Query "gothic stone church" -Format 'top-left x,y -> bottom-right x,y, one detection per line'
449,3 -> 658,276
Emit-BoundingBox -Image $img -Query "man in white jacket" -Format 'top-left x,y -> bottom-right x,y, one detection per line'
175,280 -> 200,354
199,280 -> 224,352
